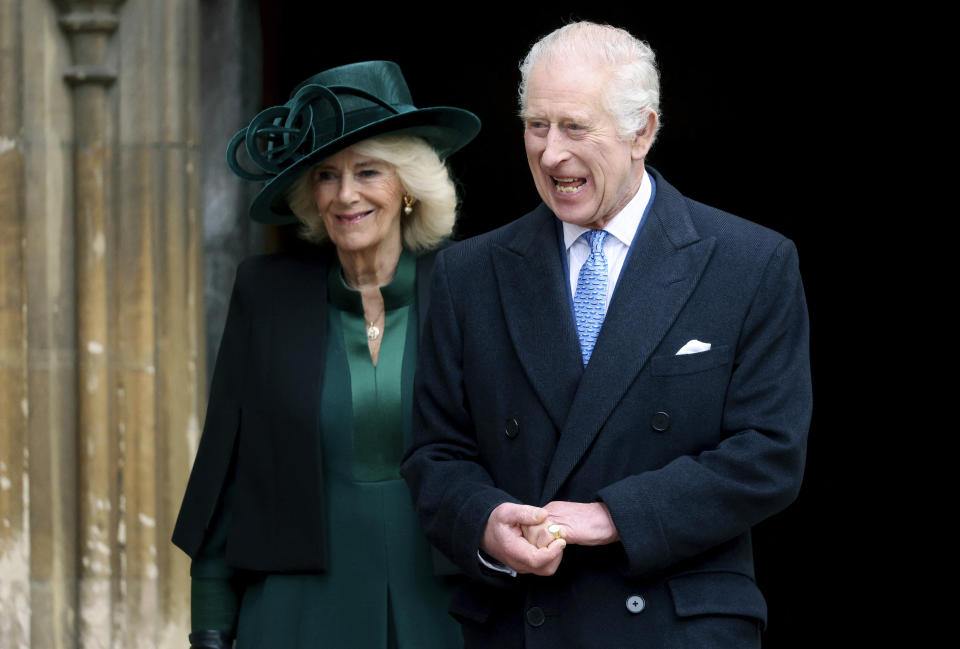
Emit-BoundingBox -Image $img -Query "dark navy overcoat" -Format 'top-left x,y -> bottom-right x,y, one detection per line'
401,168 -> 812,649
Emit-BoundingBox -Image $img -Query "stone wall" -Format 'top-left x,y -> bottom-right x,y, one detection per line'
0,1 -> 210,646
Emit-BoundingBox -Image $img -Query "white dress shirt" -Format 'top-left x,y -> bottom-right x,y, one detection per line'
563,170 -> 653,306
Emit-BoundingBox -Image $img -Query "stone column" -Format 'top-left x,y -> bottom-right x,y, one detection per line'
112,2 -> 205,645
2,3 -> 78,648
0,0 -> 205,647
56,3 -> 124,647
0,0 -> 31,644
63,0 -> 204,645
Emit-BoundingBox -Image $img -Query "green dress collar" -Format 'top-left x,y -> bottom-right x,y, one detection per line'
327,248 -> 416,314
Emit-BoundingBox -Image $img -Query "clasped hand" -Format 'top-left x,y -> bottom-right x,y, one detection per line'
480,501 -> 619,576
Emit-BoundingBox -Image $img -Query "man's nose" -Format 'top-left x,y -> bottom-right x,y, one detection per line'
541,128 -> 570,168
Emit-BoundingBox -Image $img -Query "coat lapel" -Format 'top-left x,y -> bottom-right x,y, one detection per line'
416,245 -> 440,336
540,171 -> 717,502
492,205 -> 584,431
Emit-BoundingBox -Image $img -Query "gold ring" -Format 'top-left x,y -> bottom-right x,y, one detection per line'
548,524 -> 563,539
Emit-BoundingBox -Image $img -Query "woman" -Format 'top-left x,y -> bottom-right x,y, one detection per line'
172,60 -> 480,649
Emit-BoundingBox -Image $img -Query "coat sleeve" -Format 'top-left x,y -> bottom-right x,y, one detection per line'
596,238 -> 812,576
172,260 -> 252,558
400,251 -> 520,584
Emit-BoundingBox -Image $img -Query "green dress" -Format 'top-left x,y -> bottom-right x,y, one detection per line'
191,251 -> 462,649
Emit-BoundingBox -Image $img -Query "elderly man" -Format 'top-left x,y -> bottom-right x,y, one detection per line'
401,21 -> 811,649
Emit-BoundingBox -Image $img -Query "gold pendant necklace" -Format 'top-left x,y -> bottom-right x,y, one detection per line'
366,303 -> 385,341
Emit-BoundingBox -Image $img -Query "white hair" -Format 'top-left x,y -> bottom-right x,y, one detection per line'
518,21 -> 661,143
286,135 -> 457,253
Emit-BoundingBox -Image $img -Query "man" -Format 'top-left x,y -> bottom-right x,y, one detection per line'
401,21 -> 811,649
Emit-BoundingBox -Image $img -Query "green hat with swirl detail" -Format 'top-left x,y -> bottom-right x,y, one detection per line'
227,60 -> 481,224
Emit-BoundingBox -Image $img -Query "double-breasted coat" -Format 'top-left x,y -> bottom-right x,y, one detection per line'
400,168 -> 813,648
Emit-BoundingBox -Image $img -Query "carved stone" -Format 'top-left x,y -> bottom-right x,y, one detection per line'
0,1 -> 205,647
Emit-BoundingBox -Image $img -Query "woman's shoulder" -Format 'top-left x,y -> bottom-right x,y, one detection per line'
234,247 -> 333,287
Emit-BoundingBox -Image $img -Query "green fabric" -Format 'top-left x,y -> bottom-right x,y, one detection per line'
328,249 -> 415,482
191,251 -> 461,649
190,462 -> 240,634
242,61 -> 481,225
191,578 -> 240,636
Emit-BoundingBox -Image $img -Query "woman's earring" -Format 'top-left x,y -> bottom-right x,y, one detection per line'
402,194 -> 416,216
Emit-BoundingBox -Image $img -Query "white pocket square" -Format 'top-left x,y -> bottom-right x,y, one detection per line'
675,339 -> 711,355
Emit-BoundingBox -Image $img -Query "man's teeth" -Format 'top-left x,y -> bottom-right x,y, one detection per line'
553,177 -> 585,193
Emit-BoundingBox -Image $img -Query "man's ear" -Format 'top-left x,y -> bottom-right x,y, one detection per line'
631,110 -> 658,161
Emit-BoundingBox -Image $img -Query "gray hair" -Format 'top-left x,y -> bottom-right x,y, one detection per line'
518,21 -> 661,143
286,135 -> 457,253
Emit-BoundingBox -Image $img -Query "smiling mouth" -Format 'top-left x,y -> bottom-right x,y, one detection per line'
552,176 -> 586,194
336,210 -> 371,224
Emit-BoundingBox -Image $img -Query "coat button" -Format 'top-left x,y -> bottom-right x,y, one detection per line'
505,418 -> 519,439
626,595 -> 645,614
651,411 -> 670,432
526,606 -> 545,627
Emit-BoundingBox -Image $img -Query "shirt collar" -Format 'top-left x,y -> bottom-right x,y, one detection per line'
562,169 -> 651,251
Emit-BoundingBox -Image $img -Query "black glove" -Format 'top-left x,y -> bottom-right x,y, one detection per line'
188,630 -> 233,649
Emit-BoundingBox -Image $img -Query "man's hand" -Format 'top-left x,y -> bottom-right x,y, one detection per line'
521,518 -> 561,549
521,501 -> 620,548
481,502 -> 566,576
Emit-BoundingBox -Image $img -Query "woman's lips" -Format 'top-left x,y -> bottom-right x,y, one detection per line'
336,210 -> 371,224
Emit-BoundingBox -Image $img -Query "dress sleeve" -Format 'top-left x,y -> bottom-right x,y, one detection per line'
190,464 -> 243,634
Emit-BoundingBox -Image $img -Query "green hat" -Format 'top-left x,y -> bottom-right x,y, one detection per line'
227,60 -> 481,224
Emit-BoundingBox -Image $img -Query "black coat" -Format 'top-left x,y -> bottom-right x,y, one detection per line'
172,246 -> 439,572
401,169 -> 812,648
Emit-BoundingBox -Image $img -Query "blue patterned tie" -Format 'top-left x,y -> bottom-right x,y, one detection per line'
573,230 -> 608,366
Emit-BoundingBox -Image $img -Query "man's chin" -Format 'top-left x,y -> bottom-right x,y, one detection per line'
552,206 -> 597,228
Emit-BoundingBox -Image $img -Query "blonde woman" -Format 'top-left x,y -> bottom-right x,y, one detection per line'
173,60 -> 480,649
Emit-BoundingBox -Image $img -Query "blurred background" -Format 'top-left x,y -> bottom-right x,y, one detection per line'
1,1 -> 880,647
